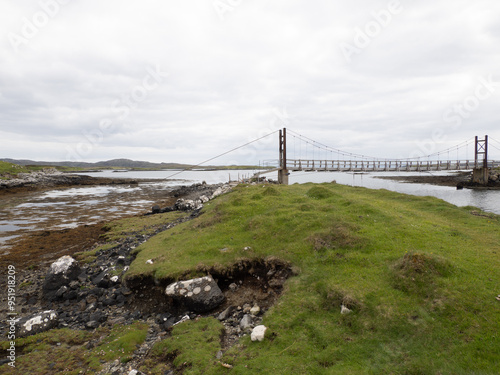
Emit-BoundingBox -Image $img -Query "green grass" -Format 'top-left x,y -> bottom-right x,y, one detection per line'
0,323 -> 148,374
125,183 -> 500,374
0,161 -> 32,177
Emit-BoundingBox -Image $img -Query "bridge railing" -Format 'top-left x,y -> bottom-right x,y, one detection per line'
285,159 -> 500,172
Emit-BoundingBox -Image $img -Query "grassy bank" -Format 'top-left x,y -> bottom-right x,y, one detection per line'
3,183 -> 500,374
128,183 -> 500,374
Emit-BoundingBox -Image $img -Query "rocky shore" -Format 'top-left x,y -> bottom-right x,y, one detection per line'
0,182 -> 291,374
0,169 -> 143,195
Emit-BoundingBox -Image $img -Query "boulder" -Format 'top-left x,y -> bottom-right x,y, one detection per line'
17,310 -> 58,337
175,199 -> 203,211
43,256 -> 81,300
165,276 -> 225,313
251,325 -> 267,342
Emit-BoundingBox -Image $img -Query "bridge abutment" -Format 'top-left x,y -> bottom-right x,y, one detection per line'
472,168 -> 489,185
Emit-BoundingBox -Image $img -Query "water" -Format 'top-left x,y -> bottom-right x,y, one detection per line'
287,170 -> 500,214
0,169 -> 499,249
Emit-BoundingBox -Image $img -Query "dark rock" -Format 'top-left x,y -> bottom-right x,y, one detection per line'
92,271 -> 110,288
152,205 -> 161,214
166,276 -> 225,313
90,311 -> 107,323
43,256 -> 81,300
63,290 -> 78,300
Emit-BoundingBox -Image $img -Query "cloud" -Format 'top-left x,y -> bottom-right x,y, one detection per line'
0,0 -> 499,163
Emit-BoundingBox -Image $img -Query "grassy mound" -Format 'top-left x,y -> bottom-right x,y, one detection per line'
123,183 -> 500,374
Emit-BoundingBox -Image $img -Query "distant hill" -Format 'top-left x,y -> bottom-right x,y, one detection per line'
0,158 -> 269,170
0,158 -> 194,170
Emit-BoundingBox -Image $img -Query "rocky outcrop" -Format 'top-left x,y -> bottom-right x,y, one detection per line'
165,276 -> 225,313
149,183 -> 233,214
42,256 -> 82,301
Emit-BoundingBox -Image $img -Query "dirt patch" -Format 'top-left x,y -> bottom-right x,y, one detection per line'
125,258 -> 294,318
0,223 -> 107,270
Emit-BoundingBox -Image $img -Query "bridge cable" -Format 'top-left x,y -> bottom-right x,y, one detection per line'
163,130 -> 279,180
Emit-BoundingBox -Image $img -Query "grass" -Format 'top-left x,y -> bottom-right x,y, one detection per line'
0,322 -> 148,374
125,183 -> 500,374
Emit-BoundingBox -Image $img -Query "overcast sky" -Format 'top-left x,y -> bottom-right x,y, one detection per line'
1,0 -> 499,165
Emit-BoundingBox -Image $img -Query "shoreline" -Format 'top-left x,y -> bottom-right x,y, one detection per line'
375,170 -> 500,189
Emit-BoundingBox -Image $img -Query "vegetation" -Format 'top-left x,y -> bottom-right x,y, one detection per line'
2,182 -> 499,373
126,183 -> 500,374
0,323 -> 148,374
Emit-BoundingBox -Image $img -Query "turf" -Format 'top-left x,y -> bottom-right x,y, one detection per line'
126,183 -> 500,374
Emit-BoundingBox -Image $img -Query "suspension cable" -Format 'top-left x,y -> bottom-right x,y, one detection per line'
164,130 -> 279,180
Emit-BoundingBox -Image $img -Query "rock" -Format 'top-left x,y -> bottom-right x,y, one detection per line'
85,321 -> 100,330
92,271 -> 110,288
165,276 -> 225,313
239,314 -> 253,331
17,310 -> 58,337
152,205 -> 161,214
217,306 -> 235,321
146,259 -> 154,265
250,305 -> 261,316
341,305 -> 352,315
175,199 -> 203,211
251,325 -> 267,342
43,256 -> 81,300
229,283 -> 238,291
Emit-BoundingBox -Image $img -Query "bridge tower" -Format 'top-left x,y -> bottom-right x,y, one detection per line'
473,135 -> 489,184
278,128 -> 289,185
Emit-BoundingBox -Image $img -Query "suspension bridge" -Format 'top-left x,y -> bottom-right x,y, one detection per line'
257,129 -> 500,185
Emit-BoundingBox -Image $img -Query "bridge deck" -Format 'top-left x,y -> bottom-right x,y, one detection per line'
284,159 -> 500,173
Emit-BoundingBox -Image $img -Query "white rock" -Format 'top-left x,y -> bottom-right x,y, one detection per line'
340,305 -> 352,315
250,305 -> 261,316
110,276 -> 119,283
50,256 -> 77,274
146,259 -> 154,265
251,325 -> 267,342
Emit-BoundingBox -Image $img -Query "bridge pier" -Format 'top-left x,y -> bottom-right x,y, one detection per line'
472,168 -> 489,184
473,135 -> 489,185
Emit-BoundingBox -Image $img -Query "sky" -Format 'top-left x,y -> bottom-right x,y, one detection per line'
1,0 -> 499,165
